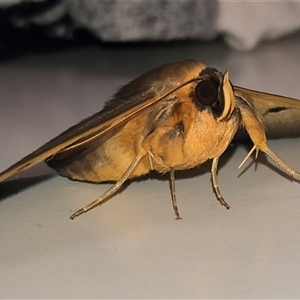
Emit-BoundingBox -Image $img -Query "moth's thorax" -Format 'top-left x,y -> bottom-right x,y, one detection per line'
141,101 -> 240,173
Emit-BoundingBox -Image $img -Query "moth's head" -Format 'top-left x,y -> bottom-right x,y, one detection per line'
189,66 -> 236,122
147,60 -> 236,122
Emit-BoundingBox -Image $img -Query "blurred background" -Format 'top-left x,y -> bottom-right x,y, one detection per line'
1,0 -> 300,57
1,1 -> 300,299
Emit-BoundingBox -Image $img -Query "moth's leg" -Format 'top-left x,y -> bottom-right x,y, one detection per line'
69,155 -> 142,219
238,145 -> 257,169
263,148 -> 300,180
211,157 -> 230,209
148,151 -> 155,170
169,167 -> 182,220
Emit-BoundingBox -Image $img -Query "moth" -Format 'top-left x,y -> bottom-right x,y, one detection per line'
1,59 -> 300,220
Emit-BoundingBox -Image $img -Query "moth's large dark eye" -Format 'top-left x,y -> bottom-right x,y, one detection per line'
194,80 -> 218,106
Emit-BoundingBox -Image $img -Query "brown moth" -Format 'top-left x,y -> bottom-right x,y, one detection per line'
0,59 -> 300,219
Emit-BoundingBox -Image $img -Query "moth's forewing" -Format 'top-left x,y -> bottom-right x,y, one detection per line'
234,86 -> 300,141
0,59 -> 206,183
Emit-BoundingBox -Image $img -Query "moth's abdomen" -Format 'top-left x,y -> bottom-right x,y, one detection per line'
46,131 -> 152,183
46,140 -> 110,182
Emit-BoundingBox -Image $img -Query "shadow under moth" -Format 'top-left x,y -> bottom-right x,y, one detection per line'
1,59 -> 300,219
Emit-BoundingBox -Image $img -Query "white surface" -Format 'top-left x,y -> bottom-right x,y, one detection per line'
218,1 -> 300,50
1,35 -> 300,298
